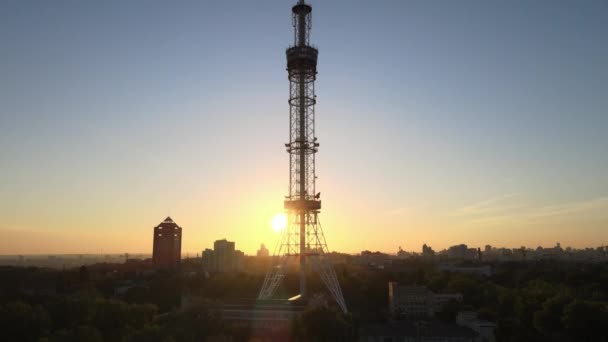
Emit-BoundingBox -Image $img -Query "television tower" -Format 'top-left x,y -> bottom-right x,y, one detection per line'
258,0 -> 347,313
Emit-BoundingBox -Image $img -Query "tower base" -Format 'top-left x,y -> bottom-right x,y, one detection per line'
258,213 -> 347,313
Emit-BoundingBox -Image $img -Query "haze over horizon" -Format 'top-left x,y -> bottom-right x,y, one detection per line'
1,0 -> 607,255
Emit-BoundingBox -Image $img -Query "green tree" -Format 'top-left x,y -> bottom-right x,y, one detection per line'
126,325 -> 176,342
124,286 -> 151,304
533,294 -> 571,337
562,300 -> 608,341
126,303 -> 158,330
514,280 -> 556,328
48,326 -> 103,342
46,296 -> 96,330
291,305 -> 353,342
0,301 -> 51,342
158,305 -> 224,342
477,307 -> 498,322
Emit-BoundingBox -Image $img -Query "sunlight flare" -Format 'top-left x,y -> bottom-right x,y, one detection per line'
271,213 -> 288,233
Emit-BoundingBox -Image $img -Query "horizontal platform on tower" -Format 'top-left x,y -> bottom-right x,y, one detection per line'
284,141 -> 319,153
286,46 -> 318,70
292,3 -> 312,15
284,199 -> 321,211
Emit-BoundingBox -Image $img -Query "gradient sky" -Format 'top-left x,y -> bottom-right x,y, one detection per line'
1,0 -> 607,255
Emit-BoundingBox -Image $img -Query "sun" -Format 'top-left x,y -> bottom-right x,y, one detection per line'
271,213 -> 288,233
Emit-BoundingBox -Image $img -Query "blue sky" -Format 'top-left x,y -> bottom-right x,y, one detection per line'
0,0 -> 607,254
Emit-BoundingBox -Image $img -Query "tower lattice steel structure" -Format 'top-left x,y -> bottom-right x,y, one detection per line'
258,0 -> 347,313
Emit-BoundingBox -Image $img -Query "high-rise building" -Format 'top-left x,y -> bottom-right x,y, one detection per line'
214,239 -> 235,272
202,248 -> 214,270
234,250 -> 245,270
152,216 -> 182,266
257,243 -> 269,257
202,239 -> 244,272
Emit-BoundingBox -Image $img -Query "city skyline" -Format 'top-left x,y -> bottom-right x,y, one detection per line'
0,234 -> 604,258
1,0 -> 607,255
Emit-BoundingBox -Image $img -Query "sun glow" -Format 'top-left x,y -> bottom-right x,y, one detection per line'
271,213 -> 288,233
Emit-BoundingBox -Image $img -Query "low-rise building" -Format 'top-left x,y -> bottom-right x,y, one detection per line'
181,297 -> 306,334
457,311 -> 496,342
360,320 -> 477,342
389,282 -> 462,318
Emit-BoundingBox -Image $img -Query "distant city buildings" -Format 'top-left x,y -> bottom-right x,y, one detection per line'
438,264 -> 492,277
475,242 -> 607,263
2,241 -> 606,269
152,216 -> 182,267
445,244 -> 480,261
388,282 -> 462,318
396,246 -> 410,259
202,239 -> 244,272
422,244 -> 435,259
360,250 -> 391,268
257,243 -> 269,257
446,244 -> 468,259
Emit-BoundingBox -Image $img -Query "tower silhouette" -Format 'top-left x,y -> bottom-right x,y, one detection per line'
258,0 -> 347,313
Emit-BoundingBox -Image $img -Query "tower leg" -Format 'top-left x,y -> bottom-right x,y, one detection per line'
258,227 -> 290,300
307,214 -> 347,313
258,257 -> 288,300
299,211 -> 306,297
258,213 -> 347,313
310,255 -> 347,313
258,215 -> 299,299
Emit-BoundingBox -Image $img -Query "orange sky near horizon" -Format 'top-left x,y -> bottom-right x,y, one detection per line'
2,181 -> 606,256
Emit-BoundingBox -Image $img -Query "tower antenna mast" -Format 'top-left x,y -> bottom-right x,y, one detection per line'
258,0 -> 347,313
